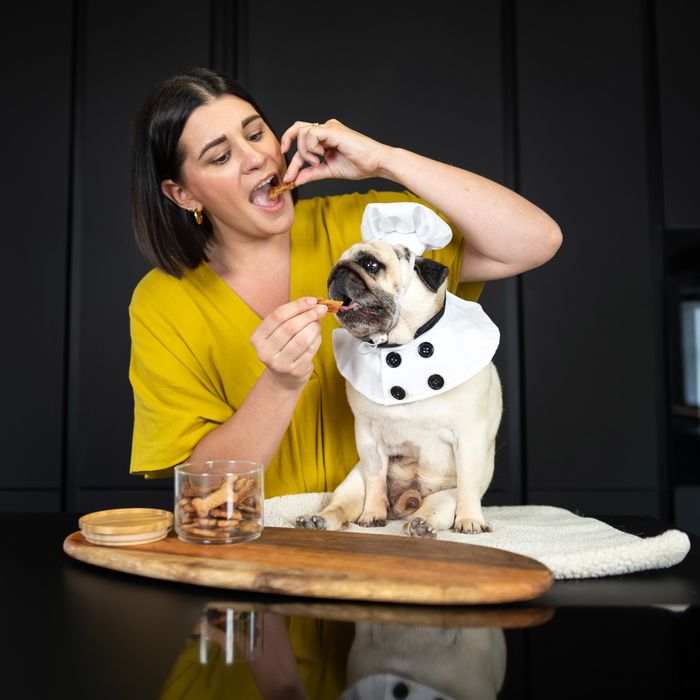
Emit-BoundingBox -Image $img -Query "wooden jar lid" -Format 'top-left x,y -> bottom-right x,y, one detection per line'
79,508 -> 173,546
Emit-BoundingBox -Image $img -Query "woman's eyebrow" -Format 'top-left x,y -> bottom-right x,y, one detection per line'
198,135 -> 228,161
242,114 -> 262,129
197,115 -> 263,161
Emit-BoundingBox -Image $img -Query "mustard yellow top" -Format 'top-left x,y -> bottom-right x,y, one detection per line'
129,190 -> 483,493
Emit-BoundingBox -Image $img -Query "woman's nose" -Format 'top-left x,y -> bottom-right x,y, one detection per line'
241,142 -> 266,172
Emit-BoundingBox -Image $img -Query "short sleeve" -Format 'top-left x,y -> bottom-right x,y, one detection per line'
128,275 -> 233,478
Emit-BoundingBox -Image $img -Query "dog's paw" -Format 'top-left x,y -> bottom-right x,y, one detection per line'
356,512 -> 388,528
295,514 -> 327,530
405,516 -> 438,539
453,518 -> 492,534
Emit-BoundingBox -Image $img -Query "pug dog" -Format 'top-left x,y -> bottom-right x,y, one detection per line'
296,223 -> 502,537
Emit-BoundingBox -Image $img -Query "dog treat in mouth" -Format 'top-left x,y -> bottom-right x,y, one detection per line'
316,297 -> 343,313
268,181 -> 296,200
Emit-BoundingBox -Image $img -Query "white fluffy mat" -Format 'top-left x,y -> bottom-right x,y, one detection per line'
264,492 -> 691,580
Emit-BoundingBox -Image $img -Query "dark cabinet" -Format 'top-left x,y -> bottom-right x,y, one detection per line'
2,3 -> 73,511
657,1 -> 700,533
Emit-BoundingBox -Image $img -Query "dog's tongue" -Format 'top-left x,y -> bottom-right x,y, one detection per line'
340,301 -> 359,311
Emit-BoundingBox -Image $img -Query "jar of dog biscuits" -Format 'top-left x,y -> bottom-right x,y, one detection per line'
174,460 -> 264,544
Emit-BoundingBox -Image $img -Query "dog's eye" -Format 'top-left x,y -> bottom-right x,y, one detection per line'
360,256 -> 380,274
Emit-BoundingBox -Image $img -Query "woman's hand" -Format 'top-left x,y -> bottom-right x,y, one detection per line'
250,297 -> 327,391
280,119 -> 393,186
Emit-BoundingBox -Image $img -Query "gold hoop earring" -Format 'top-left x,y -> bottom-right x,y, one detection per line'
194,209 -> 203,225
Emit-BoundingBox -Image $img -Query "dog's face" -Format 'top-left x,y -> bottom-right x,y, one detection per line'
327,240 -> 449,343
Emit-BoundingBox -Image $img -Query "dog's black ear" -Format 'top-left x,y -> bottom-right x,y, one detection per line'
414,256 -> 449,293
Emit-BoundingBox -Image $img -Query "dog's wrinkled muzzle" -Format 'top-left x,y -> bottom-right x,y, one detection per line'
327,265 -> 396,345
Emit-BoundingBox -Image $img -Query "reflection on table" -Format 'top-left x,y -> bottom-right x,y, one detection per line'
3,514 -> 698,699
159,601 -> 553,700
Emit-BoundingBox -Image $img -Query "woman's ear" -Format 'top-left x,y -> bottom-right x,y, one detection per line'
161,178 -> 199,210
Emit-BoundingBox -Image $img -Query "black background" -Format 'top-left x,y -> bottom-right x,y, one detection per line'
2,0 -> 698,533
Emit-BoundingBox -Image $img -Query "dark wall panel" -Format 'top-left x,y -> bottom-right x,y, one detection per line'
0,491 -> 60,513
480,278 -> 524,504
1,4 -> 74,492
528,489 -> 660,518
245,1 -> 506,196
656,0 -> 700,227
517,2 -> 659,504
72,1 -> 211,504
244,0 -> 523,503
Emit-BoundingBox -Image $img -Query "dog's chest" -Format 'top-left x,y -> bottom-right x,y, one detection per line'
349,386 -> 457,451
372,415 -> 452,452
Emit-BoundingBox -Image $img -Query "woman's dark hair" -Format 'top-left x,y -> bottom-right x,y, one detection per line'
131,67 -> 295,277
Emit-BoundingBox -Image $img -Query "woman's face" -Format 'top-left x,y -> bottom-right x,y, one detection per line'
174,94 -> 294,240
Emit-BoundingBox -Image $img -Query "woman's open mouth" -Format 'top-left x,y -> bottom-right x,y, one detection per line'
249,174 -> 282,208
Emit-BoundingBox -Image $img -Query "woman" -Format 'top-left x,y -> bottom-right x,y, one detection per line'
129,67 -> 561,495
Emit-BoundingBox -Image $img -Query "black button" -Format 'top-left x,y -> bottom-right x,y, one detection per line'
418,342 -> 434,358
390,386 -> 406,400
392,681 -> 409,699
386,351 -> 402,368
428,374 -> 444,390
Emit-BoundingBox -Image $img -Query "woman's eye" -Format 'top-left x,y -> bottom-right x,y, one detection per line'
361,257 -> 380,273
248,130 -> 264,142
211,151 -> 230,165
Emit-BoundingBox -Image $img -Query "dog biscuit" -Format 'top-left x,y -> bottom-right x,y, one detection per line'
268,181 -> 296,200
316,297 -> 343,312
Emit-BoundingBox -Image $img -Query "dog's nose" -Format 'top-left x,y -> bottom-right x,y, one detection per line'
327,264 -> 352,296
326,263 -> 341,289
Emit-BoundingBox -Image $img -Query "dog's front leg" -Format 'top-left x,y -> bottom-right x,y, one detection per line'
296,465 -> 365,531
356,438 -> 390,527
453,426 -> 492,534
403,488 -> 457,538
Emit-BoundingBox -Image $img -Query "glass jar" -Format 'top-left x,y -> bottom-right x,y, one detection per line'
174,460 -> 264,544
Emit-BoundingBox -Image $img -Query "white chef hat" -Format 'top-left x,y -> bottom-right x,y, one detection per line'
360,202 -> 453,255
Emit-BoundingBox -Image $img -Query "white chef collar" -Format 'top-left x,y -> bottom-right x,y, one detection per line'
333,292 -> 500,406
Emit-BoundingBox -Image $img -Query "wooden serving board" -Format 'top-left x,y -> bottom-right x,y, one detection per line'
211,599 -> 556,629
63,526 -> 553,605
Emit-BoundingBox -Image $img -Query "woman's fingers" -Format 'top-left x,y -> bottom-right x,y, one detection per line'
284,150 -> 332,185
290,332 -> 323,370
252,297 -> 321,343
282,320 -> 324,368
297,124 -> 326,161
280,120 -> 323,154
282,122 -> 332,183
251,298 -> 327,382
259,321 -> 323,385
263,313 -> 324,365
280,117 -> 383,185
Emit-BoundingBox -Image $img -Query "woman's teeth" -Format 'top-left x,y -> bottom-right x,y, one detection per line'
254,175 -> 274,191
249,176 -> 277,206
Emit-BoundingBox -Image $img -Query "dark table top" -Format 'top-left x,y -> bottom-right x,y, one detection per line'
3,513 -> 698,699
